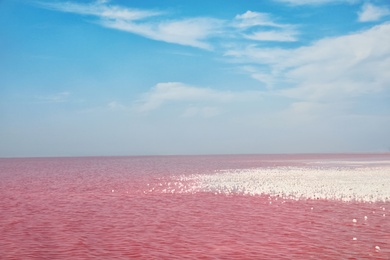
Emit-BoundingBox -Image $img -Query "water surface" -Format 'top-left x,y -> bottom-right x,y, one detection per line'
1,154 -> 389,259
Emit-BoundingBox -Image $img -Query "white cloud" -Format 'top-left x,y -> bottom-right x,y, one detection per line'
225,23 -> 390,103
39,1 -> 223,50
283,23 -> 390,99
38,1 -> 160,21
234,11 -> 283,28
233,11 -> 298,42
40,3 -> 300,48
358,3 -> 390,22
100,17 -> 223,50
136,82 -> 262,112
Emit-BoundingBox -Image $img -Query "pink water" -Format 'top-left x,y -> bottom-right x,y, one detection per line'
1,154 -> 389,259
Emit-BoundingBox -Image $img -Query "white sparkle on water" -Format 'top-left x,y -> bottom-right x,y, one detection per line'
155,163 -> 390,202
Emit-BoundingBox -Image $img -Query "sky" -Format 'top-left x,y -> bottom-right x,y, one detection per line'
1,0 -> 390,157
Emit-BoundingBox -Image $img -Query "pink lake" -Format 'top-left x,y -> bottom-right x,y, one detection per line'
1,154 -> 389,259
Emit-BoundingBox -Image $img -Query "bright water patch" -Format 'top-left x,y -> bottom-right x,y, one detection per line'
161,166 -> 390,202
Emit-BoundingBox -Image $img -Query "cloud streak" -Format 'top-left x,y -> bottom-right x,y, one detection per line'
243,30 -> 298,42
100,17 -> 223,50
38,1 -> 160,21
38,1 -> 223,49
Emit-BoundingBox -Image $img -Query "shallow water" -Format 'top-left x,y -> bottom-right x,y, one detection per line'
1,154 -> 389,259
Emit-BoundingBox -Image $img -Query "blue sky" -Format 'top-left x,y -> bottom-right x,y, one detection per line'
1,0 -> 390,157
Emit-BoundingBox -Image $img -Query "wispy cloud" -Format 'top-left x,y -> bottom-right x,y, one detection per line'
225,23 -> 390,105
38,1 -> 222,50
136,82 -> 262,112
100,17 -> 223,50
38,1 -> 160,21
358,3 -> 390,22
243,30 -> 298,42
233,11 -> 285,28
38,2 -> 298,49
36,1 -> 390,118
233,11 -> 298,42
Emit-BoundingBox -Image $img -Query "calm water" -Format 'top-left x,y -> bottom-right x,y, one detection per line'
1,154 -> 389,259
